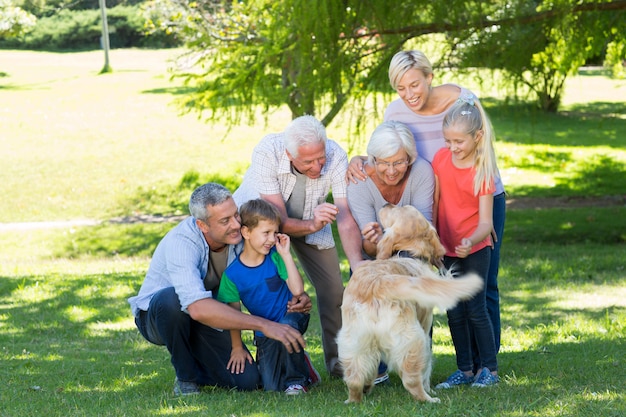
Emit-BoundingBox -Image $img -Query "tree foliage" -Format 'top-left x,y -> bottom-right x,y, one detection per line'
145,0 -> 626,130
0,0 -> 36,38
449,0 -> 626,112
145,0 -> 410,130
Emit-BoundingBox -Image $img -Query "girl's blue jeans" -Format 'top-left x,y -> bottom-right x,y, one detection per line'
445,246 -> 498,372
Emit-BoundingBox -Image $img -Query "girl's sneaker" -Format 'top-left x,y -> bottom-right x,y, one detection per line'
471,368 -> 499,387
435,370 -> 474,389
373,372 -> 390,385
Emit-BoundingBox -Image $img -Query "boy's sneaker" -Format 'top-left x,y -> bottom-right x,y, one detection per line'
304,351 -> 321,386
173,377 -> 200,396
471,368 -> 499,388
285,384 -> 308,395
435,370 -> 474,389
373,372 -> 390,385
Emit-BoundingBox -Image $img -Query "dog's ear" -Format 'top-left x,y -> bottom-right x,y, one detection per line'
426,226 -> 446,264
377,229 -> 395,260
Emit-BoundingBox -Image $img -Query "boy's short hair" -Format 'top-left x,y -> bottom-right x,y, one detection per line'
239,199 -> 282,230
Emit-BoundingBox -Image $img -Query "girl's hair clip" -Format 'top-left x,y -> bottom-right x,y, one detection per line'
460,110 -> 473,116
457,93 -> 475,107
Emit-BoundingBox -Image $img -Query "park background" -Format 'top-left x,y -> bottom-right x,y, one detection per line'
1,1 -> 626,416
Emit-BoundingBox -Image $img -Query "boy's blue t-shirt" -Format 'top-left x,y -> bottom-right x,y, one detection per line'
217,247 -> 291,331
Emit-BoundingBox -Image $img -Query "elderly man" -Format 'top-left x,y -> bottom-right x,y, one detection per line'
129,183 -> 310,396
234,115 -> 364,377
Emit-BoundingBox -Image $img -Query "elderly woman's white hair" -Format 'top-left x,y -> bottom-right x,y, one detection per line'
366,121 -> 417,165
388,50 -> 433,91
283,115 -> 327,157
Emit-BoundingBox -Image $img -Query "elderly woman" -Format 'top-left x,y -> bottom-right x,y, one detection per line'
347,120 -> 434,259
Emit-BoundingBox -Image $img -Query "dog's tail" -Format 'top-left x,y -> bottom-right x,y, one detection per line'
378,271 -> 483,311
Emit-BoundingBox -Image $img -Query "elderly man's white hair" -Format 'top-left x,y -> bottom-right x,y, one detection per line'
283,115 -> 327,158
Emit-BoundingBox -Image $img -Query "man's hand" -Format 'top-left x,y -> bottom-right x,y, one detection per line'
287,292 -> 312,313
261,321 -> 306,353
312,202 -> 339,231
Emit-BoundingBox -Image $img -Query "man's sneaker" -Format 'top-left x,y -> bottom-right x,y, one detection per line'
173,377 -> 200,396
304,351 -> 321,386
330,360 -> 343,378
435,370 -> 474,389
471,368 -> 499,388
285,384 -> 308,395
373,372 -> 390,385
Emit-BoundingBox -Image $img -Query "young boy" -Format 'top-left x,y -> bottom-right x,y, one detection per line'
217,198 -> 320,395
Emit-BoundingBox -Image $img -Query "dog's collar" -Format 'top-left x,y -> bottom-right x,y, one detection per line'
394,250 -> 429,264
394,250 -> 446,275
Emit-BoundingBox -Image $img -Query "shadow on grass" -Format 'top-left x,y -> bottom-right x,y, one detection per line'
57,222 -> 175,258
141,86 -> 196,96
1,263 -> 624,416
500,243 -> 625,286
50,170 -> 246,259
504,206 -> 626,244
0,270 -> 323,414
503,152 -> 626,198
483,100 -> 626,149
0,272 -> 137,325
115,169 -> 245,219
0,270 -> 174,413
577,68 -> 613,77
54,204 -> 625,260
564,101 -> 626,117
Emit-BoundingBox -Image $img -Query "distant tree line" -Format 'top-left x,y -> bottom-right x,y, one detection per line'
142,0 -> 625,127
2,0 -> 625,127
0,0 -> 182,49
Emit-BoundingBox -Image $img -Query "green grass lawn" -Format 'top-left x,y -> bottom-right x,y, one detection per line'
0,49 -> 625,416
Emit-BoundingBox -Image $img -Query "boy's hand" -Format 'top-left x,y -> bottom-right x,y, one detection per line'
275,233 -> 291,255
227,346 -> 253,374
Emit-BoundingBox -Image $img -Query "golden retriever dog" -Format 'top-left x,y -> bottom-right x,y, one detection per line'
337,204 -> 483,403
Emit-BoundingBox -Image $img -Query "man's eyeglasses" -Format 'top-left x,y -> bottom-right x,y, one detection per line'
374,158 -> 410,170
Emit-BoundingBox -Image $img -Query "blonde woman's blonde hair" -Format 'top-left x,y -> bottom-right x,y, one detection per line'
388,50 -> 433,91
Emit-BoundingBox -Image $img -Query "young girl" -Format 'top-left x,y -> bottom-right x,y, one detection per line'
432,93 -> 500,388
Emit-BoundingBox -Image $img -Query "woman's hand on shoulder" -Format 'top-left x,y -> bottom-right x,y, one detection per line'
346,155 -> 368,184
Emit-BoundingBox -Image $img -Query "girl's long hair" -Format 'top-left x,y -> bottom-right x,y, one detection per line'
443,94 -> 498,195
